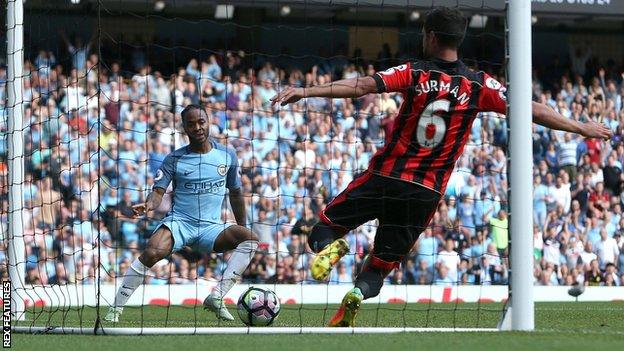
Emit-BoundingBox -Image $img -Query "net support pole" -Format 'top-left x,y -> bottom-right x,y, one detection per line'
6,0 -> 26,321
507,0 -> 534,331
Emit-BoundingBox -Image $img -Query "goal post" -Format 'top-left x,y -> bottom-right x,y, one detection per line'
6,0 -> 26,322
506,0 -> 535,331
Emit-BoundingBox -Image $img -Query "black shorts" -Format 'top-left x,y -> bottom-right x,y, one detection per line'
319,172 -> 442,262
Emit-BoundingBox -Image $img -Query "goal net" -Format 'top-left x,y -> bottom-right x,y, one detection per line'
5,0 -> 526,334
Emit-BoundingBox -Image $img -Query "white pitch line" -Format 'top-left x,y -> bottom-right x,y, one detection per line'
535,307 -> 624,311
12,326 -> 501,335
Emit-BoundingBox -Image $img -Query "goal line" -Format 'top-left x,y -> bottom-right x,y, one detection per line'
13,326 -> 501,335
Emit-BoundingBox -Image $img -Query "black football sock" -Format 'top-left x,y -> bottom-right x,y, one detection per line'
355,254 -> 400,299
355,269 -> 384,299
309,222 -> 336,253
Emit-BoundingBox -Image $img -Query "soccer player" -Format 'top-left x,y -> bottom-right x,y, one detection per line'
270,7 -> 612,327
105,104 -> 258,322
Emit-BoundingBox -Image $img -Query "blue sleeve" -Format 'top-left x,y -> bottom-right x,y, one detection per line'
154,154 -> 176,190
226,148 -> 241,190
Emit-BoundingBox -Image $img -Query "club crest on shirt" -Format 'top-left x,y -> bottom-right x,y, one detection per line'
379,64 -> 408,76
485,77 -> 502,90
217,164 -> 227,176
486,76 -> 507,101
155,169 -> 164,181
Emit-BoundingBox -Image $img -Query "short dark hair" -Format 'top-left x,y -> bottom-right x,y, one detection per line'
180,104 -> 206,121
424,7 -> 467,48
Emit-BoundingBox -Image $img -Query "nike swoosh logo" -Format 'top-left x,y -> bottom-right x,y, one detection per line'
122,285 -> 132,290
184,170 -> 195,176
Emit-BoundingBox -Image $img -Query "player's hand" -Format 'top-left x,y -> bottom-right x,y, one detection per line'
270,87 -> 305,107
581,120 -> 613,140
132,203 -> 149,218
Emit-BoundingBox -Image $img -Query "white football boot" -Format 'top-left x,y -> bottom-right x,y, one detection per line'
203,294 -> 235,321
104,307 -> 123,323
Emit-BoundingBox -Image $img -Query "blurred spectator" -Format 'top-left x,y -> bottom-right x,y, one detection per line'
488,210 -> 508,258
595,228 -> 620,269
436,239 -> 460,284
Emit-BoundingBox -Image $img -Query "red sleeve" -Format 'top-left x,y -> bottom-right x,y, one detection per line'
478,74 -> 507,114
372,62 -> 413,93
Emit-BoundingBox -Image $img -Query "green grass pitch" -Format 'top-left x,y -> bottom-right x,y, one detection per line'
12,302 -> 624,351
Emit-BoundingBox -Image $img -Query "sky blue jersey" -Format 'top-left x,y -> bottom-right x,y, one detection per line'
153,140 -> 241,223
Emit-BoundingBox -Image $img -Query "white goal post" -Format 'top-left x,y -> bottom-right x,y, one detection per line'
6,0 -> 26,322
504,0 -> 535,332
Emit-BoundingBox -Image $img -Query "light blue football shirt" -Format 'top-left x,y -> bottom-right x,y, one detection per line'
153,140 -> 241,223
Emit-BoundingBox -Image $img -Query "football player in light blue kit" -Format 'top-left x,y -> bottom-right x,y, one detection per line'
106,105 -> 259,322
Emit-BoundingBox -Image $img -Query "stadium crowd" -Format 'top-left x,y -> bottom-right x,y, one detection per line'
1,37 -> 624,289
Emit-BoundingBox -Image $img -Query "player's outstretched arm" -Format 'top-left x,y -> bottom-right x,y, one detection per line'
270,76 -> 378,106
229,188 -> 247,227
133,187 -> 165,217
531,101 -> 612,140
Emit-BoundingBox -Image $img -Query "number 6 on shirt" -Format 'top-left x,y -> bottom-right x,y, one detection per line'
416,99 -> 450,148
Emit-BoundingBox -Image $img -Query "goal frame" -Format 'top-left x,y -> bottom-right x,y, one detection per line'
7,0 -> 534,333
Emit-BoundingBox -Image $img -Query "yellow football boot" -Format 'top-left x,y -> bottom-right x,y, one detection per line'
311,239 -> 349,281
328,288 -> 364,327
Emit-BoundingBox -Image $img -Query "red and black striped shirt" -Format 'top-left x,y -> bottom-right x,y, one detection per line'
370,59 -> 507,194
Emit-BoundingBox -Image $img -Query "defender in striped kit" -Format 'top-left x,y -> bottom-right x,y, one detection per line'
271,7 -> 611,327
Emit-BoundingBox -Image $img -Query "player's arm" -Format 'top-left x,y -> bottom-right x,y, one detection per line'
133,187 -> 165,217
226,148 -> 245,226
270,77 -> 378,106
480,74 -> 612,140
531,101 -> 612,139
135,154 -> 175,217
228,187 -> 246,227
271,63 -> 413,106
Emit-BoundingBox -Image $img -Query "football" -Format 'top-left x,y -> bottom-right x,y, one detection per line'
237,287 -> 281,327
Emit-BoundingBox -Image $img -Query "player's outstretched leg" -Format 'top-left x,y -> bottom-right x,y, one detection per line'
328,254 -> 398,327
309,171 -> 380,281
105,226 -> 174,323
205,225 -> 259,321
309,221 -> 350,281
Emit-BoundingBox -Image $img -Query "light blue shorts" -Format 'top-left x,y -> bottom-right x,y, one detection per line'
157,216 -> 234,253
